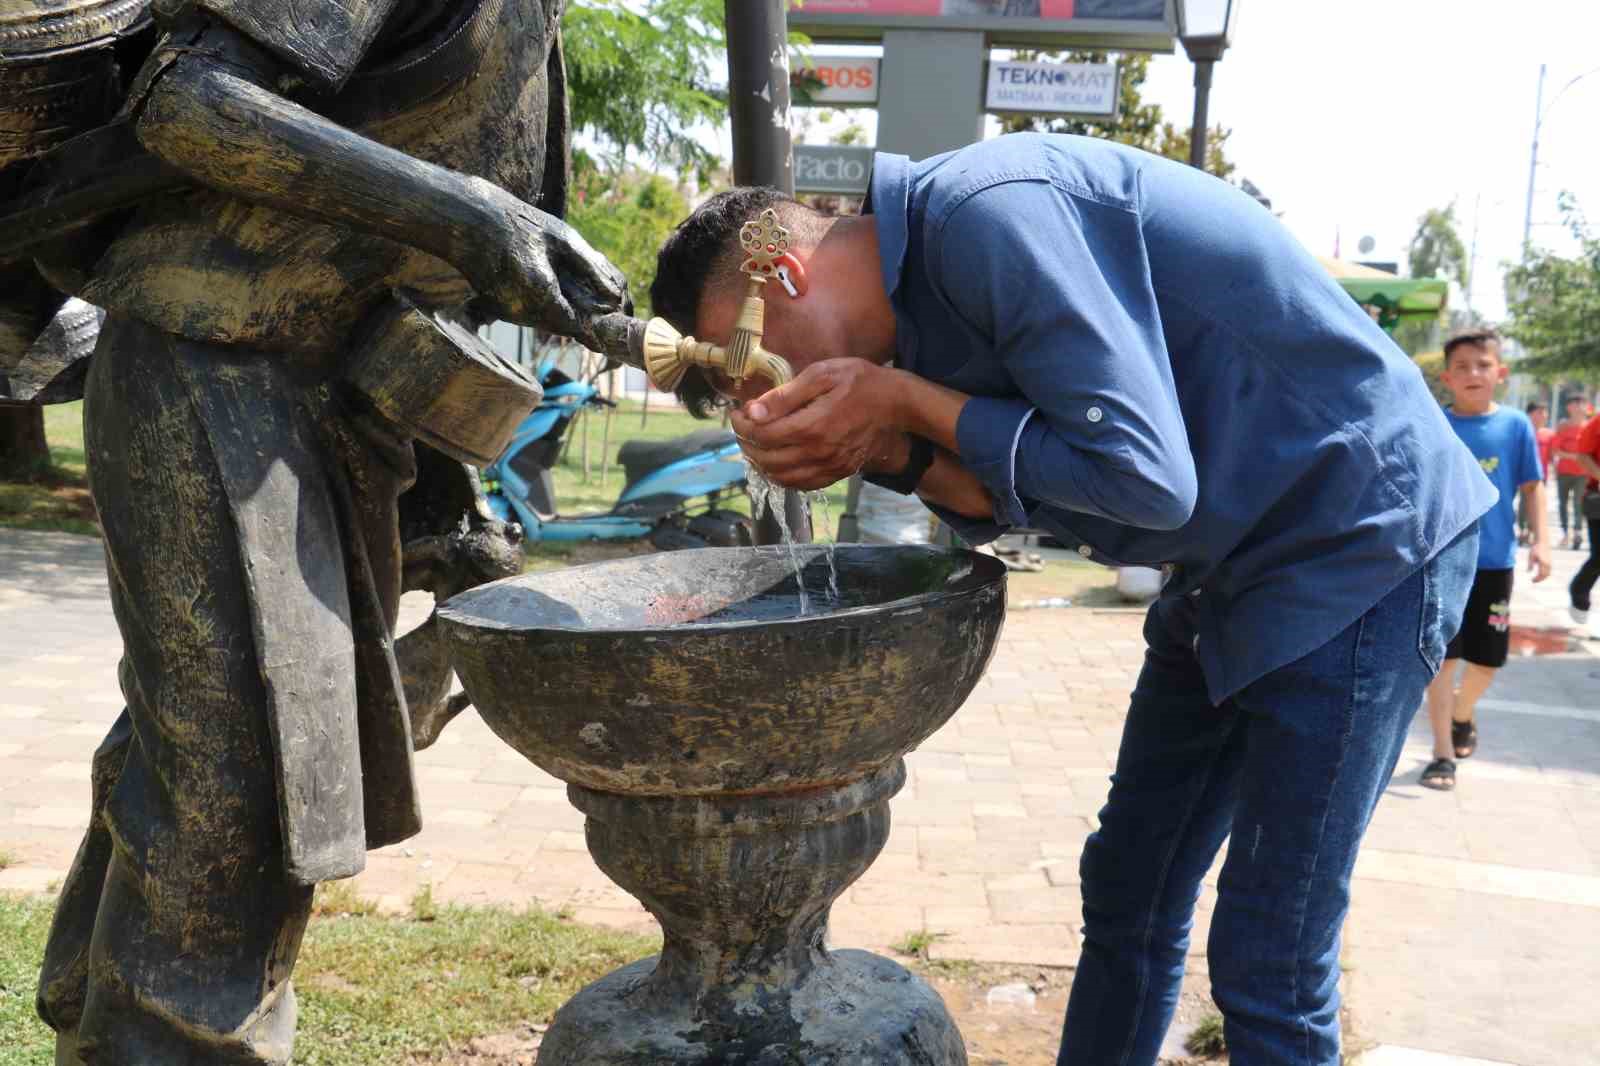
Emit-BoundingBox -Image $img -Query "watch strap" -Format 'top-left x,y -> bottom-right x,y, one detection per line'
863,435 -> 935,496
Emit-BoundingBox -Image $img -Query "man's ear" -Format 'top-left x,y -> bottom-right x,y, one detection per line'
772,252 -> 808,299
1496,362 -> 1510,384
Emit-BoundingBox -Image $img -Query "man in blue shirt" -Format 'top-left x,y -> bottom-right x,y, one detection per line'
649,133 -> 1494,1065
1419,330 -> 1550,791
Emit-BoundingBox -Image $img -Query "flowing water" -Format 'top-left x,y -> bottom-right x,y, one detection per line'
745,463 -> 811,615
808,490 -> 842,602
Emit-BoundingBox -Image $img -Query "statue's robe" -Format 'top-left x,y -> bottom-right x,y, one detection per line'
34,1 -> 569,1060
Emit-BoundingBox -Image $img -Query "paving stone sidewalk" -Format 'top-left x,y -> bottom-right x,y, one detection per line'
2,527 -> 1597,1065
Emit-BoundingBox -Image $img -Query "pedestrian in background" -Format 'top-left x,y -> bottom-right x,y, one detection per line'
1518,400 -> 1554,546
1566,410 -> 1600,634
1421,331 -> 1551,791
1554,394 -> 1591,550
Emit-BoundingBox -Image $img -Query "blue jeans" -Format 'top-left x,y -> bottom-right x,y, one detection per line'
1057,526 -> 1477,1066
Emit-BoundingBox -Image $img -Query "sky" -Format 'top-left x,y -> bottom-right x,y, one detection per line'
698,0 -> 1600,323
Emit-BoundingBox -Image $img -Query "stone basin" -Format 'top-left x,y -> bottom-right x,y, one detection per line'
438,544 -> 1007,796
436,545 -> 1007,1065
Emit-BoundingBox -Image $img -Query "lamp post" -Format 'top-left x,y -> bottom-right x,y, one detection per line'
1176,0 -> 1239,172
724,0 -> 813,544
1521,63 -> 1600,254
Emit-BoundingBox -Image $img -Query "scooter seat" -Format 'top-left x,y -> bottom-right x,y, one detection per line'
619,429 -> 738,486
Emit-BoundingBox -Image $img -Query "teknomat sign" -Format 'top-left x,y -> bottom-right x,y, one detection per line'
794,144 -> 875,195
985,59 -> 1118,118
792,55 -> 880,105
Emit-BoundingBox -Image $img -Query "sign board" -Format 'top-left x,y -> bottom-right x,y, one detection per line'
788,0 -> 1174,52
985,60 -> 1118,118
794,144 -> 875,195
792,54 -> 880,105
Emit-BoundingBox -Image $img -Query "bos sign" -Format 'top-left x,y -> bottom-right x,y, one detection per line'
794,144 -> 875,195
985,60 -> 1118,118
792,55 -> 880,105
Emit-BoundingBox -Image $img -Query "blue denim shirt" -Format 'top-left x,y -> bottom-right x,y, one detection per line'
866,134 -> 1496,703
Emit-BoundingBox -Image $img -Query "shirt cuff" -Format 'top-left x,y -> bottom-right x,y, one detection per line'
956,396 -> 1037,527
925,502 -> 1010,547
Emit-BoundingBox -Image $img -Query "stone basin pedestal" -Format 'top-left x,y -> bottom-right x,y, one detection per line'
439,546 -> 1007,1065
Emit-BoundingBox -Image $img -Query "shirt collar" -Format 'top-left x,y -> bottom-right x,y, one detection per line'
863,152 -> 911,307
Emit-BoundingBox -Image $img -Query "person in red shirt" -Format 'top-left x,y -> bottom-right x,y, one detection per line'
1569,413 -> 1600,631
1520,401 -> 1556,545
1554,394 -> 1592,549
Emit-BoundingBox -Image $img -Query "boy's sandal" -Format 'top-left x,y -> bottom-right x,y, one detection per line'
1420,758 -> 1456,791
1452,719 -> 1478,759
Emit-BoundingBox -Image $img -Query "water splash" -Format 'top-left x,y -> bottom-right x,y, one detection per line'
745,463 -> 810,616
808,490 -> 841,602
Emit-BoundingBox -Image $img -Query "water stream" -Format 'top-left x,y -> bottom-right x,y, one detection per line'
745,463 -> 811,616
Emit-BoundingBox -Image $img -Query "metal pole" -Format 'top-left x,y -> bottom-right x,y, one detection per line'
836,474 -> 863,543
725,0 -> 813,545
1522,63 -> 1546,255
1188,59 -> 1213,170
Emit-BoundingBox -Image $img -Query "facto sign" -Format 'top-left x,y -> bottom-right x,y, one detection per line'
792,54 -> 880,105
793,144 -> 875,195
984,59 -> 1119,118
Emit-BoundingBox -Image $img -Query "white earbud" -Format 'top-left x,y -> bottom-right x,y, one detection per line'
774,265 -> 799,298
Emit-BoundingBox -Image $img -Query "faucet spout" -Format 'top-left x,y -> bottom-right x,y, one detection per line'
587,208 -> 800,396
589,285 -> 793,396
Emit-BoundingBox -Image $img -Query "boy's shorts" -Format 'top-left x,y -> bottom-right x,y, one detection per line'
1445,568 -> 1514,668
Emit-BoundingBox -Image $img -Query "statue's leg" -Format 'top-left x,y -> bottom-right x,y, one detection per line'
62,316 -> 315,1065
36,713 -> 131,1065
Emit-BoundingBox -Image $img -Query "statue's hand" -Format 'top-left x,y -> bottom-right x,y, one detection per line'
472,184 -> 629,343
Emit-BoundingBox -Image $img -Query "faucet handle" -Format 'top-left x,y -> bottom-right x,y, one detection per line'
739,209 -> 790,281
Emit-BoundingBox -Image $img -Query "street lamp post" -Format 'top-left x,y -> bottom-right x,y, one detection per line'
1176,0 -> 1239,172
724,0 -> 813,545
1521,63 -> 1600,254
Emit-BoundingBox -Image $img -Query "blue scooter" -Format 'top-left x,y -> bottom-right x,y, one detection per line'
481,361 -> 755,551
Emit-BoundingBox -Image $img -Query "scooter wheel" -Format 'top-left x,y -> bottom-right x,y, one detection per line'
688,510 -> 756,548
648,526 -> 708,552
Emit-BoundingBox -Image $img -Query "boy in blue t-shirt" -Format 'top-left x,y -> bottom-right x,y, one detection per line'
1422,330 -> 1551,790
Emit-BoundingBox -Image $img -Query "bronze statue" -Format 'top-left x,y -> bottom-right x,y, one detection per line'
1,0 -> 625,1060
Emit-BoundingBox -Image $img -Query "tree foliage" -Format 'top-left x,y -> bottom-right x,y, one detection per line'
1407,203 -> 1469,287
996,52 -> 1234,178
567,158 -> 691,319
1505,193 -> 1600,377
562,0 -> 727,178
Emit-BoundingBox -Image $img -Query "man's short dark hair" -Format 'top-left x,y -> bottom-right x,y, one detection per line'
1525,401 -> 1547,415
1443,328 -> 1502,362
650,187 -> 822,417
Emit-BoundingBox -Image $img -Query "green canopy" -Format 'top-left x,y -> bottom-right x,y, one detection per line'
1317,257 -> 1448,334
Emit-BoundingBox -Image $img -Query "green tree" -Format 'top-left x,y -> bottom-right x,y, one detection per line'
567,160 -> 691,319
996,52 -> 1234,177
1407,203 -> 1469,287
1505,193 -> 1600,377
563,0 -> 727,178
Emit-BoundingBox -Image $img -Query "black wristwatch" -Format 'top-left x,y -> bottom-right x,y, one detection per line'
864,435 -> 935,496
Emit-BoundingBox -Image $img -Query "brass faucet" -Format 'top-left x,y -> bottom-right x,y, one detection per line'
590,209 -> 795,393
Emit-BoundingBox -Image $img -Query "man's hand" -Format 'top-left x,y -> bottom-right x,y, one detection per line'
1530,541 -> 1552,583
731,359 -> 904,490
474,191 -> 629,342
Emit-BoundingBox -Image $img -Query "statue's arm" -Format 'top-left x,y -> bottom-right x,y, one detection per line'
129,20 -> 624,338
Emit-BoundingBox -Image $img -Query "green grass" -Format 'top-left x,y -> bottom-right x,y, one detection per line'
1,399 -> 855,544
540,400 -> 851,536
0,891 -> 656,1066
0,401 -> 97,537
1185,1011 -> 1228,1058
890,928 -> 945,961
0,850 -> 14,872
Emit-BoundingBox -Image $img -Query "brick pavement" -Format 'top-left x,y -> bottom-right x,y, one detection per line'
3,527 -> 1598,1064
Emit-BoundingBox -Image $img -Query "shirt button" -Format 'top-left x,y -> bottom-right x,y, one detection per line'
1077,545 -> 1094,558
1086,406 -> 1104,423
